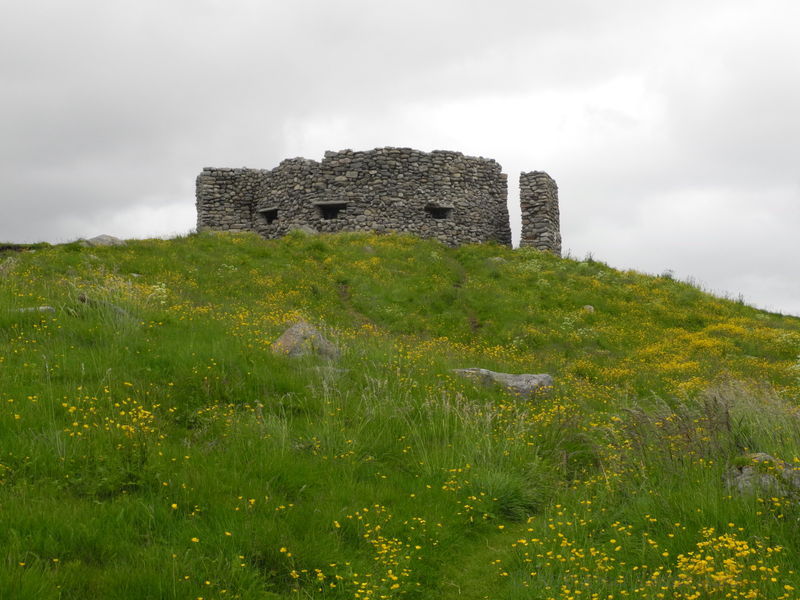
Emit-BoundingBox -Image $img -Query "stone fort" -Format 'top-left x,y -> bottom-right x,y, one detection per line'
196,147 -> 561,254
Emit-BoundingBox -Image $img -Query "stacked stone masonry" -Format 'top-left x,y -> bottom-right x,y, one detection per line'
519,171 -> 562,255
196,147 -> 560,254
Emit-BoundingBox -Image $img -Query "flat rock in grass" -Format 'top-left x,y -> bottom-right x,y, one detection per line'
80,235 -> 126,247
15,306 -> 56,314
452,368 -> 554,395
727,453 -> 800,496
271,320 -> 339,360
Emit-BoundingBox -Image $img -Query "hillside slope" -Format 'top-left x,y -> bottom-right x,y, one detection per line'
1,232 -> 799,599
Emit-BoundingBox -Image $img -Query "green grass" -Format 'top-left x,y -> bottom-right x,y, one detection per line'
0,231 -> 799,599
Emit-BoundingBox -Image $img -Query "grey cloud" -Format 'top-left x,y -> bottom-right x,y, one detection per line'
0,0 -> 797,314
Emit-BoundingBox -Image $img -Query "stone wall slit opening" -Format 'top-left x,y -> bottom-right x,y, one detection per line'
257,207 -> 279,225
314,201 -> 348,220
424,204 -> 453,219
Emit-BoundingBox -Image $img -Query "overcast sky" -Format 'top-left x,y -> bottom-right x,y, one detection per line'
1,0 -> 798,316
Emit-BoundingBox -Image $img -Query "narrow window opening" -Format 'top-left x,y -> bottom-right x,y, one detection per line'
258,208 -> 279,224
315,202 -> 348,220
425,204 -> 453,219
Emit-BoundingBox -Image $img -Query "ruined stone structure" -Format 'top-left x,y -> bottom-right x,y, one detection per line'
196,147 -> 561,254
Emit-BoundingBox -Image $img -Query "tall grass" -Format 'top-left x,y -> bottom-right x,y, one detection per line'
0,232 -> 798,598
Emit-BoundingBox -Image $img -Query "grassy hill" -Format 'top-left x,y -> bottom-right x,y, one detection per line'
1,231 -> 799,600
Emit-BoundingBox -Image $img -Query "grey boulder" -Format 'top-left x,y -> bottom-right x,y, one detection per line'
81,235 -> 126,247
452,368 -> 554,395
727,453 -> 800,496
271,320 -> 339,360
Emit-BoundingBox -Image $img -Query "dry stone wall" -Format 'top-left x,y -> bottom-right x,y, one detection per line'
196,168 -> 267,233
196,147 -> 560,253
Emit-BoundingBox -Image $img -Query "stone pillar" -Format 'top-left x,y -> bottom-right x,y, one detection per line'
519,171 -> 561,255
494,173 -> 512,246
